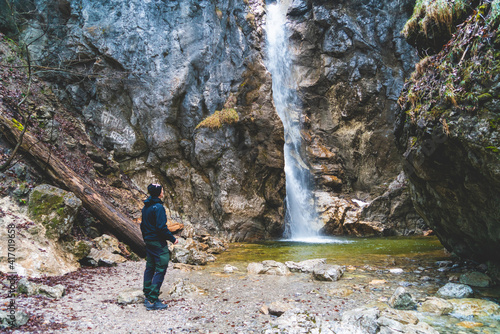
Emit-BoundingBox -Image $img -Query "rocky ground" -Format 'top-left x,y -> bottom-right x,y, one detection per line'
2,253 -> 499,333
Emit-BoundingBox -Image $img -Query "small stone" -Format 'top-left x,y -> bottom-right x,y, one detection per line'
436,283 -> 473,299
260,304 -> 269,315
268,301 -> 291,316
223,264 -> 238,273
117,288 -> 145,305
389,287 -> 417,310
456,321 -> 484,328
389,268 -> 404,274
369,279 -> 387,285
18,278 -> 39,295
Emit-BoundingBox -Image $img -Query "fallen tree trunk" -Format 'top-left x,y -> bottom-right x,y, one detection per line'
0,112 -> 146,257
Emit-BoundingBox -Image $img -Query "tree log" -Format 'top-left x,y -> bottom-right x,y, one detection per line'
0,112 -> 146,256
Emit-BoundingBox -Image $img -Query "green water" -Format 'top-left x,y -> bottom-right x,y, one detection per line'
215,236 -> 449,267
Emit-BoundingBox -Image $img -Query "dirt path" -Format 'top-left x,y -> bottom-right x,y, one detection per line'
7,258 -> 460,333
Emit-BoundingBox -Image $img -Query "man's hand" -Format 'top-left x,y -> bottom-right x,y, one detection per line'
174,239 -> 179,245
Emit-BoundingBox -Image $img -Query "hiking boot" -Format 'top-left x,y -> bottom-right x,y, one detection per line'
145,300 -> 168,311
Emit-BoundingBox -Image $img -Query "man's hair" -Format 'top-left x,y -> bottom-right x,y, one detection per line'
147,183 -> 162,197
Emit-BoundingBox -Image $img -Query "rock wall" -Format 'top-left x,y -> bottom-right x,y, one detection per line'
395,1 -> 500,266
3,0 -> 421,239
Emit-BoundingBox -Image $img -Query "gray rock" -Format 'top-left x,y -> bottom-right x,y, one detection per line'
117,288 -> 145,305
436,283 -> 474,299
223,265 -> 238,274
312,264 -> 344,281
168,279 -> 206,297
247,260 -> 290,276
285,258 -> 326,273
389,287 -> 417,310
85,248 -> 127,267
459,272 -> 492,288
28,184 -> 82,240
340,307 -> 380,334
0,310 -> 29,328
268,301 -> 292,316
18,278 -> 65,298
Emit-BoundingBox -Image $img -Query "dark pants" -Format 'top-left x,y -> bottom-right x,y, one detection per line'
143,241 -> 170,302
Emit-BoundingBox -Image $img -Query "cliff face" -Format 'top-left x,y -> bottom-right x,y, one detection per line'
3,0 -> 420,239
396,1 -> 500,267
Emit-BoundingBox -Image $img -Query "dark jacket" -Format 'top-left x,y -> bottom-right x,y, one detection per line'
141,196 -> 176,246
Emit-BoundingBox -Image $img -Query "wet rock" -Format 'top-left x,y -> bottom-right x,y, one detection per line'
389,287 -> 417,310
449,298 -> 500,318
417,297 -> 453,315
285,258 -> 326,273
247,260 -> 290,276
117,288 -> 145,305
377,315 -> 439,334
0,310 -> 29,328
436,283 -> 474,299
312,264 -> 344,281
327,287 -> 354,298
28,184 -> 82,240
459,272 -> 492,288
379,308 -> 418,325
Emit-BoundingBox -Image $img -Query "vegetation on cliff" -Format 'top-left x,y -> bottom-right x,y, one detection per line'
399,0 -> 500,152
195,108 -> 239,130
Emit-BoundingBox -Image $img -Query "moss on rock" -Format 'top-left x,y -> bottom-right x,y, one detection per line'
28,184 -> 82,240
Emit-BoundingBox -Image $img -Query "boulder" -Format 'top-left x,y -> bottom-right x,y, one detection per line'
93,234 -> 122,254
268,301 -> 292,316
339,307 -> 380,334
436,283 -> 474,299
417,297 -> 453,315
28,184 -> 82,239
223,265 -> 238,274
388,287 -> 417,310
247,260 -> 290,276
285,258 -> 326,273
459,272 -> 492,288
312,264 -> 344,281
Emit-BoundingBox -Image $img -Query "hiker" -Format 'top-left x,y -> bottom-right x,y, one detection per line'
141,183 -> 178,310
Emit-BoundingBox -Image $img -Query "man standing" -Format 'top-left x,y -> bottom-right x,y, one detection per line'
141,183 -> 178,310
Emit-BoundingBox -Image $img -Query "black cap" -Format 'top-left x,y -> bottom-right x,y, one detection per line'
147,183 -> 162,197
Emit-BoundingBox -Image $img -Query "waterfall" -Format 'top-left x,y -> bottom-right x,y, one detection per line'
265,0 -> 319,241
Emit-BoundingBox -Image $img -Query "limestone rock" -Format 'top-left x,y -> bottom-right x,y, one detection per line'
93,234 -> 122,254
168,279 -> 206,297
388,287 -> 417,310
18,278 -> 65,298
268,301 -> 292,316
340,307 -> 380,334
312,264 -> 344,281
117,288 -> 145,305
0,310 -> 29,328
436,283 -> 474,299
247,260 -> 290,276
285,258 -> 326,273
85,248 -> 127,267
28,184 -> 82,240
0,197 -> 80,277
417,297 -> 453,315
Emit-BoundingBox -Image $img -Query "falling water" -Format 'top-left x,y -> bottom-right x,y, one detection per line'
265,0 -> 320,241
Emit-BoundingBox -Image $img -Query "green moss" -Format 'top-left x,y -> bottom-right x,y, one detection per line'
402,0 -> 469,38
196,108 -> 239,130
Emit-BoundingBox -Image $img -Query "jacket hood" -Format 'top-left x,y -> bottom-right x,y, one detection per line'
144,196 -> 163,206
